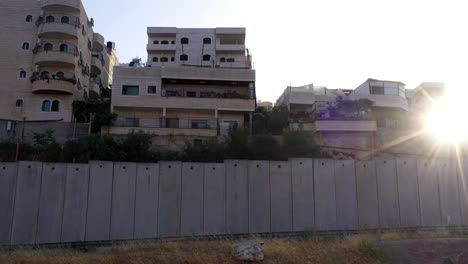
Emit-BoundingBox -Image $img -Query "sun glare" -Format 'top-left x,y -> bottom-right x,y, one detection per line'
425,96 -> 468,144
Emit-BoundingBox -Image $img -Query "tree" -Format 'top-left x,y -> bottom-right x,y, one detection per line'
282,131 -> 320,158
224,127 -> 250,159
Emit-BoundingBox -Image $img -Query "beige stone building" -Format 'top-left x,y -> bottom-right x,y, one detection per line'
0,0 -> 118,125
106,27 -> 256,150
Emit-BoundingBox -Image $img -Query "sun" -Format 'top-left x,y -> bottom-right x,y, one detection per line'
425,97 -> 468,144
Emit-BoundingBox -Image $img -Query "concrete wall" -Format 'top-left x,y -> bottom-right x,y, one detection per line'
1,157 -> 467,246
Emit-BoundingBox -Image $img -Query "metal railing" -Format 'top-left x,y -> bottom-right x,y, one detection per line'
114,117 -> 218,130
33,42 -> 78,55
162,90 -> 251,100
30,73 -> 77,84
37,14 -> 81,27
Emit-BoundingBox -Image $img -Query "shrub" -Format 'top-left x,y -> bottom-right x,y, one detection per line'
249,134 -> 282,160
224,128 -> 250,160
182,139 -> 225,162
282,131 -> 320,158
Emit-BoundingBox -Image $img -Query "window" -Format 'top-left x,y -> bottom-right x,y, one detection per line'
203,38 -> 211,44
171,40 -> 175,44
161,40 -> 169,45
220,57 -> 226,63
180,54 -> 188,61
147,86 -> 157,94
171,57 -> 175,62
16,99 -> 24,107
181,37 -> 189,44
153,40 -> 159,44
45,16 -> 55,23
56,72 -> 64,78
61,16 -> 69,24
19,71 -> 27,79
165,90 -> 179,97
41,100 -> 51,112
227,58 -> 235,62
186,91 -> 197,97
160,57 -> 169,62
82,25 -> 85,35
44,43 -> 53,51
203,54 -> 211,61
22,42 -> 29,50
51,100 -> 60,112
192,120 -> 208,129
41,71 -> 50,77
26,15 -> 33,22
370,86 -> 385,95
122,85 -> 139,95
152,57 -> 158,62
166,118 -> 179,128
59,44 -> 68,52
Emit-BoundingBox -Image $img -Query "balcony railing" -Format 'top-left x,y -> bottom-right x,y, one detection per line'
37,14 -> 81,27
162,90 -> 251,100
40,0 -> 81,11
114,117 -> 218,130
30,74 -> 77,85
33,42 -> 78,55
91,52 -> 105,67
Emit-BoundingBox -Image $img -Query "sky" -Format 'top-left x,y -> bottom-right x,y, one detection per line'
82,0 -> 468,102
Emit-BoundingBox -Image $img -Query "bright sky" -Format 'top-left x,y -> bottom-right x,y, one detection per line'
82,0 -> 468,102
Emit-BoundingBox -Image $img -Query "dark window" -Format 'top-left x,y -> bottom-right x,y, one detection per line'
171,40 -> 175,44
122,85 -> 139,95
227,58 -> 235,62
19,71 -> 27,79
203,54 -> 211,61
186,91 -> 197,97
180,54 -> 188,61
181,37 -> 189,44
41,100 -> 51,112
200,92 -> 211,98
16,99 -> 24,107
161,40 -> 169,45
41,71 -> 50,77
203,38 -> 211,44
152,57 -> 158,62
61,16 -> 69,24
44,43 -> 53,51
160,57 -> 169,62
220,57 -> 226,63
153,40 -> 159,44
370,86 -> 385,95
171,57 -> 175,62
56,72 -> 64,78
22,42 -> 29,50
46,16 -> 55,23
82,25 -> 85,35
147,86 -> 157,94
165,90 -> 179,97
51,100 -> 60,112
60,44 -> 68,52
192,120 -> 208,129
166,118 -> 179,128
26,15 -> 33,22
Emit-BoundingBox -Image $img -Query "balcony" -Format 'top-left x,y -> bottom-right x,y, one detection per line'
30,75 -> 76,95
147,43 -> 177,52
107,117 -> 218,137
38,18 -> 80,39
216,44 -> 246,52
33,44 -> 77,67
93,33 -> 105,51
40,0 -> 80,12
161,66 -> 255,82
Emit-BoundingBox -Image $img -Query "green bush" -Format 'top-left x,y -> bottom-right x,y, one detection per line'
182,139 -> 225,162
282,131 -> 320,158
224,128 -> 250,159
249,134 -> 282,160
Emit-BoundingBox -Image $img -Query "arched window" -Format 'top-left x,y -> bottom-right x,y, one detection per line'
220,57 -> 226,63
171,40 -> 175,44
19,71 -> 27,79
152,57 -> 158,62
60,44 -> 68,52
56,72 -> 64,78
227,58 -> 235,62
171,57 -> 175,62
181,38 -> 189,44
203,38 -> 211,44
161,40 -> 169,45
61,16 -> 69,24
46,16 -> 55,23
203,54 -> 211,61
180,54 -> 188,61
16,99 -> 24,108
160,57 -> 169,62
153,40 -> 159,44
41,71 -> 50,77
44,43 -> 53,51
51,100 -> 60,112
41,100 -> 51,112
26,15 -> 33,22
22,42 -> 30,50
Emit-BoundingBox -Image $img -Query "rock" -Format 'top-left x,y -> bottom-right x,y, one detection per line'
232,242 -> 264,262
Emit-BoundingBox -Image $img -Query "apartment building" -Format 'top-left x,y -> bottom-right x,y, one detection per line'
106,27 -> 256,150
0,0 -> 118,126
276,79 -> 443,155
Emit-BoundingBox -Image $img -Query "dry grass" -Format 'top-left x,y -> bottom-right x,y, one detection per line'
0,236 -> 390,264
